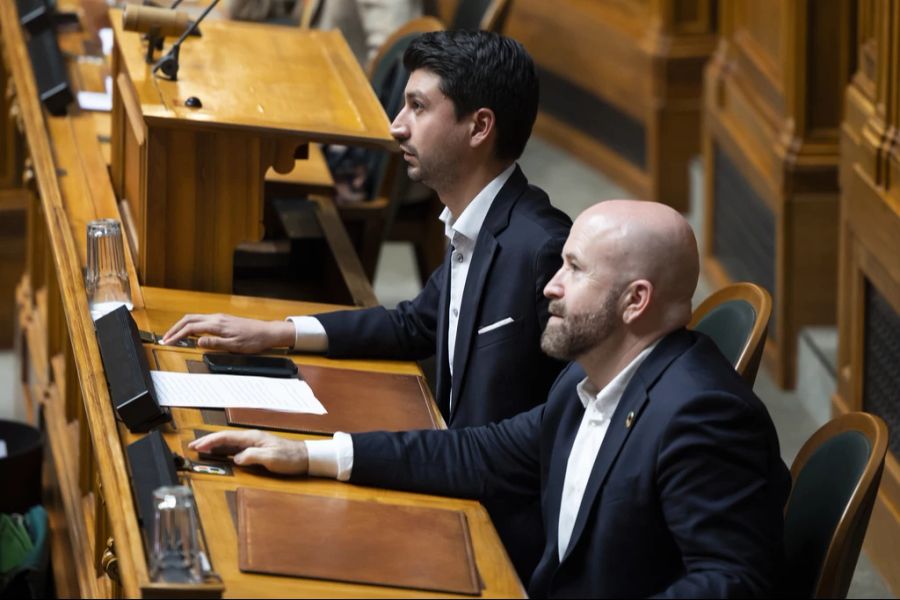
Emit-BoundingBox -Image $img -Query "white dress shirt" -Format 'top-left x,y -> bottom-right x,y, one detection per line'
440,163 -> 515,412
307,341 -> 661,526
556,341 -> 659,560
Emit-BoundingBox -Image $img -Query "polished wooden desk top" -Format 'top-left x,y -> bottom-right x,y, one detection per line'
126,287 -> 525,598
110,9 -> 397,150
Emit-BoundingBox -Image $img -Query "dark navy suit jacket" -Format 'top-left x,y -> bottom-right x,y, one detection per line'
349,329 -> 792,598
316,165 -> 571,428
316,166 -> 570,578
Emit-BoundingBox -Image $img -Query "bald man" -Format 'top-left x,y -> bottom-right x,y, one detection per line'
192,200 -> 791,598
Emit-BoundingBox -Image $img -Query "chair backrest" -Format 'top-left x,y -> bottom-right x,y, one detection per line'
783,412 -> 888,598
451,0 -> 513,32
688,282 -> 772,385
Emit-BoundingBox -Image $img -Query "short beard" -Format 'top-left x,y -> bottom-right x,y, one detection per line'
541,289 -> 620,361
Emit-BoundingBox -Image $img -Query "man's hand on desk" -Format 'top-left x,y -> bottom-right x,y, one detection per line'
189,430 -> 309,475
161,313 -> 294,353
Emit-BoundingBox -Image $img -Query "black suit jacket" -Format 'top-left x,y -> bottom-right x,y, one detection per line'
316,166 -> 571,428
349,329 -> 792,598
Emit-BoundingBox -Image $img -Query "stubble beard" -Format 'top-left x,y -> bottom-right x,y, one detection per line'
407,157 -> 456,193
405,130 -> 465,191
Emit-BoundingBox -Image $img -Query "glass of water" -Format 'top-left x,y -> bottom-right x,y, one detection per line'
149,485 -> 204,584
85,219 -> 133,320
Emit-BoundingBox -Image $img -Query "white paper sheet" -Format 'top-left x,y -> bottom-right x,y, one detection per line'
150,370 -> 327,414
77,76 -> 113,112
99,28 -> 113,56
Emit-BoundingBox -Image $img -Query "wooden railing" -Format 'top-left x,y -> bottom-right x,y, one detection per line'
2,1 -> 153,595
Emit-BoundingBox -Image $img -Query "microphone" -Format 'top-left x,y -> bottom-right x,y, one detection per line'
122,4 -> 200,63
122,5 -> 193,38
153,0 -> 221,81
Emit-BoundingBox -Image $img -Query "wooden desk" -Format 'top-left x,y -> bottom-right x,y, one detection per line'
126,287 -> 523,598
3,2 -> 522,596
108,10 -> 396,293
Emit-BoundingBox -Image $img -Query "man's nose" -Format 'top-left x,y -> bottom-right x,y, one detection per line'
544,269 -> 563,299
390,112 -> 409,141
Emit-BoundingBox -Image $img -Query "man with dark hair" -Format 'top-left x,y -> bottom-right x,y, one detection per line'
191,200 -> 791,598
164,30 -> 571,578
401,29 -> 539,161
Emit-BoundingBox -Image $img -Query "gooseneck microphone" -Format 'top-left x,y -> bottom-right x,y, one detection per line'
122,2 -> 200,63
122,4 -> 193,38
152,0 -> 221,81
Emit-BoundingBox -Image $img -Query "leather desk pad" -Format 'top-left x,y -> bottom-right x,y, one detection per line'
184,361 -> 441,435
236,487 -> 482,595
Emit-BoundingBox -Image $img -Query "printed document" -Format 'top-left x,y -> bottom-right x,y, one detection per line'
150,371 -> 326,414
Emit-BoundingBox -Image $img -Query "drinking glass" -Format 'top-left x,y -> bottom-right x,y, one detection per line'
149,485 -> 203,583
85,219 -> 132,320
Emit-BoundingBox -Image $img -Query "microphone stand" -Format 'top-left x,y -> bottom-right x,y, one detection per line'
153,0 -> 220,81
143,0 -> 187,64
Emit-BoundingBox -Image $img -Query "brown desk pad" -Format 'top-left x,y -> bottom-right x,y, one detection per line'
236,487 -> 482,595
186,361 -> 439,434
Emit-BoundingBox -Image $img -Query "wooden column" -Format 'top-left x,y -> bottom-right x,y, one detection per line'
702,0 -> 854,387
504,0 -> 717,211
836,0 -> 900,593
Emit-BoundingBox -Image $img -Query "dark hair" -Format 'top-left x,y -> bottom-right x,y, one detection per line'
403,30 -> 539,161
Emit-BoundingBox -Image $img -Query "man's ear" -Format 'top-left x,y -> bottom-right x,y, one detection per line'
469,107 -> 496,149
622,280 -> 653,324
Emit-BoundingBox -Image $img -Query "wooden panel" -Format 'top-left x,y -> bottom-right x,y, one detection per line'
0,40 -> 26,347
703,0 -> 853,387
1,54 -> 24,188
108,10 -> 393,295
835,0 -> 900,594
0,190 -> 26,347
111,13 -> 395,149
505,0 -> 716,211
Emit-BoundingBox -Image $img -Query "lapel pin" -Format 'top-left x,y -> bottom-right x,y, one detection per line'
625,411 -> 635,429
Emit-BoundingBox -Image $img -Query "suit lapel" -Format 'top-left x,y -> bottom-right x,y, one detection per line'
447,167 -> 528,420
449,237 -> 497,418
434,245 -> 454,418
544,371 -> 590,554
559,330 -> 695,564
559,381 -> 650,564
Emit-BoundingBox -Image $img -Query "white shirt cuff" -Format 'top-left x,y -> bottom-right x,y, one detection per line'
304,432 -> 354,481
286,316 -> 328,352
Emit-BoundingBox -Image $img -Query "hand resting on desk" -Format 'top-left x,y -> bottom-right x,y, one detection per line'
189,430 -> 309,475
161,313 -> 294,353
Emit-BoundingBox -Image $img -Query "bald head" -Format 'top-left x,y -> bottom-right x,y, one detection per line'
574,199 -> 698,329
541,199 -> 699,378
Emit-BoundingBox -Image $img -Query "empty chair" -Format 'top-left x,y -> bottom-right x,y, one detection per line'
688,281 -> 772,385
783,411 -> 888,598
